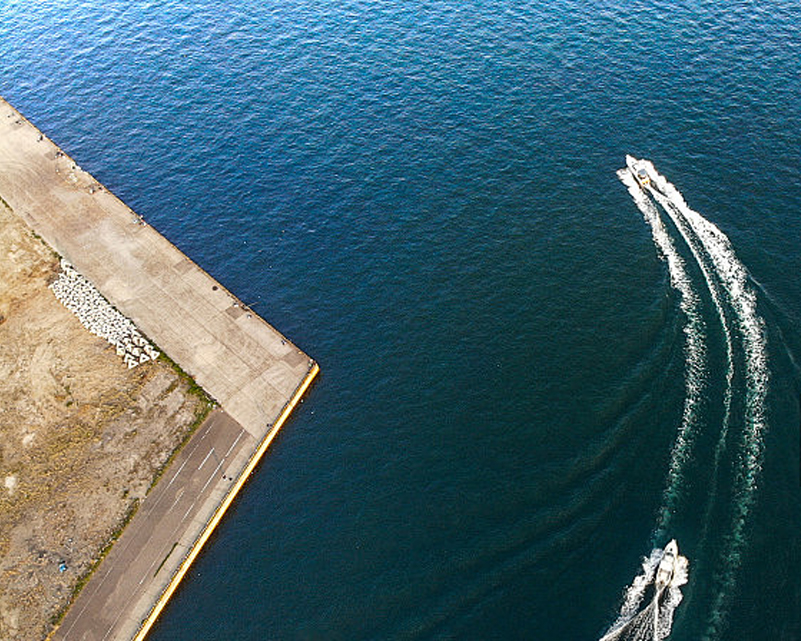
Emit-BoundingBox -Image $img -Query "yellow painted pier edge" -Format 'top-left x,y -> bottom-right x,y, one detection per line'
132,361 -> 320,641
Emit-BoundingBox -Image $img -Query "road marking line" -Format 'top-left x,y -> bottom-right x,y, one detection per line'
182,460 -> 224,522
197,447 -> 215,471
223,430 -> 244,460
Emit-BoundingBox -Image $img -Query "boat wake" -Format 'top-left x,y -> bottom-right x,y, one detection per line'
599,542 -> 689,641
600,157 -> 770,640
616,167 -> 710,539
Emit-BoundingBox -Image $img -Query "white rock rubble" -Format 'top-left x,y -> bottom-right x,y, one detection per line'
50,259 -> 160,368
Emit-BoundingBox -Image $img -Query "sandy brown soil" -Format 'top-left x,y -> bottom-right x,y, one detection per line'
0,201 -> 211,640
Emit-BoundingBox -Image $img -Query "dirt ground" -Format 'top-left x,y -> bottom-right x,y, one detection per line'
0,201 -> 211,640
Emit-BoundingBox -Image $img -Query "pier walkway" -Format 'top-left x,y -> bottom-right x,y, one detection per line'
0,97 -> 312,439
0,97 -> 318,639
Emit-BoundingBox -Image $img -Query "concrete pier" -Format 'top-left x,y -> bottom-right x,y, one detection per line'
0,97 -> 311,439
0,96 -> 318,639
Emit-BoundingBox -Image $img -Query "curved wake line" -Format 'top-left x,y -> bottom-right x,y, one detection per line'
617,170 -> 709,538
602,171 -> 706,640
646,170 -> 769,639
642,181 -> 738,622
610,158 -> 770,641
640,184 -> 735,540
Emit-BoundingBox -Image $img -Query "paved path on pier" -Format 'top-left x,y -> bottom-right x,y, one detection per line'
54,410 -> 253,641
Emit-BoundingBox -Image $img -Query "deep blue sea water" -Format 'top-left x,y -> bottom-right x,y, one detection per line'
2,2 -> 801,639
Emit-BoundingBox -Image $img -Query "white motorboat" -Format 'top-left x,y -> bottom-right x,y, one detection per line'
655,539 -> 679,589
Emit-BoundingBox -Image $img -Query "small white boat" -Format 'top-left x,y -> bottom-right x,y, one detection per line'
626,155 -> 651,187
655,539 -> 679,589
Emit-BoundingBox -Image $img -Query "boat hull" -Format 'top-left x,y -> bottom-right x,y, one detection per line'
655,539 -> 679,589
626,155 -> 651,188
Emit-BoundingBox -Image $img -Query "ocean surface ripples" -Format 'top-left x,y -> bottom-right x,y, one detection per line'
1,1 -> 800,639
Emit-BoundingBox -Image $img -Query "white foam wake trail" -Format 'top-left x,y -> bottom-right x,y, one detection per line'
655,586 -> 684,640
600,172 -> 705,641
609,159 -> 769,640
644,163 -> 769,639
636,179 -> 736,538
602,547 -> 661,638
600,591 -> 684,641
617,170 -> 708,534
599,545 -> 688,641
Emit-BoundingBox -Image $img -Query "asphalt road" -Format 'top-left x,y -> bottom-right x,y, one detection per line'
52,410 -> 256,641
